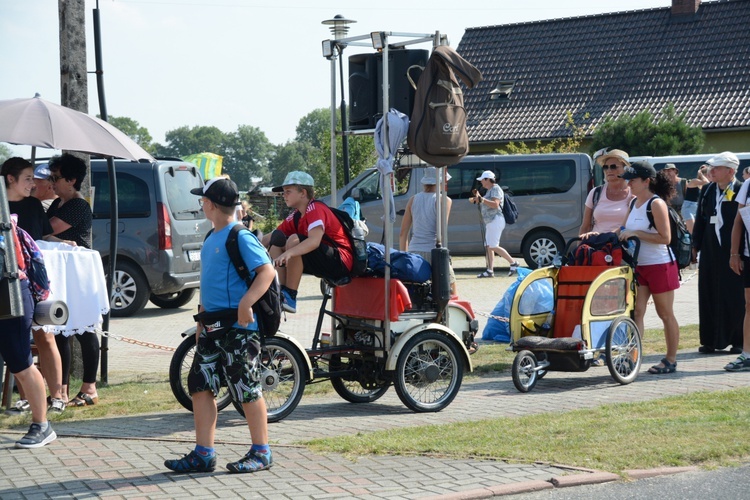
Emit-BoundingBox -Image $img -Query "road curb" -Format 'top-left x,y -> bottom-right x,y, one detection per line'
624,466 -> 700,479
550,471 -> 620,487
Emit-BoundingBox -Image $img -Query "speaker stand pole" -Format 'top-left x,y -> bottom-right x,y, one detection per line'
329,49 -> 338,207
338,46 -> 350,186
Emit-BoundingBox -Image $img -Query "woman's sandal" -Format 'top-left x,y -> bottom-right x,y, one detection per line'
468,342 -> 479,355
69,392 -> 99,407
648,357 -> 677,374
477,270 -> 494,278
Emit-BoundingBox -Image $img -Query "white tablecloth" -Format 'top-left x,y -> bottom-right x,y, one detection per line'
36,240 -> 110,336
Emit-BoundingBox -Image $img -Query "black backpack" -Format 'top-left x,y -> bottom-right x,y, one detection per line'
630,197 -> 691,270
501,190 -> 518,225
293,200 -> 367,277
205,225 -> 283,337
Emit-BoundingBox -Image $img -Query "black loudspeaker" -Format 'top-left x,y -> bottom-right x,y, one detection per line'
348,49 -> 428,130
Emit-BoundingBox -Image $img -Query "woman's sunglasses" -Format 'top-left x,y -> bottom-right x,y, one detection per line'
601,164 -> 621,171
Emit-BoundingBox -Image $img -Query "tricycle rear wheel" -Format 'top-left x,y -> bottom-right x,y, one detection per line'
169,332 -> 233,412
394,330 -> 463,412
329,354 -> 390,403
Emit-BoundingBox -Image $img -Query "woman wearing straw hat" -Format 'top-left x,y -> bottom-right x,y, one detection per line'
580,149 -> 633,236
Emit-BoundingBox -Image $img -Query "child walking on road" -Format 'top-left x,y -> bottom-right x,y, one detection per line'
164,177 -> 276,474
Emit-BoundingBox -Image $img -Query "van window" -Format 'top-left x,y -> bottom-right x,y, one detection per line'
165,170 -> 204,220
346,168 -> 412,202
92,172 -> 151,219
448,159 -> 577,198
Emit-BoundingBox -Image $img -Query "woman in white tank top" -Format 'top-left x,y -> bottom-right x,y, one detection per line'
619,161 -> 681,375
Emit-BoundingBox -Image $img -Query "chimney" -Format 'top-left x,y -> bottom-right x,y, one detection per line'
672,0 -> 700,16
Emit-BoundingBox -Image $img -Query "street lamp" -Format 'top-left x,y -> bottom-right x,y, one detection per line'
322,14 -> 357,187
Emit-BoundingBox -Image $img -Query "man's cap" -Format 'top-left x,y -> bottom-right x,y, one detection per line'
620,160 -> 656,180
707,151 -> 740,170
189,177 -> 240,207
476,170 -> 495,181
663,163 -> 678,171
34,164 -> 51,179
272,171 -> 315,192
596,149 -> 630,166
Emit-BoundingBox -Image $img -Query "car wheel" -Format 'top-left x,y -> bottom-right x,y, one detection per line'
109,261 -> 151,317
150,289 -> 197,309
522,230 -> 564,269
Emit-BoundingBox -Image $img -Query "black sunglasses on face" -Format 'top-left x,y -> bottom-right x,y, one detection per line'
602,164 -> 621,170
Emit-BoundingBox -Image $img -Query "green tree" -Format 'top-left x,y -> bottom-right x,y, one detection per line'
223,125 -> 274,189
590,103 -> 704,156
155,125 -> 228,158
268,141 -> 312,186
105,115 -> 155,154
293,108 -> 376,197
0,143 -> 12,164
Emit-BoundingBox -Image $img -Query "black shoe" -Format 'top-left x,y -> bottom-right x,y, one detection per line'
730,346 -> 743,355
698,346 -> 715,354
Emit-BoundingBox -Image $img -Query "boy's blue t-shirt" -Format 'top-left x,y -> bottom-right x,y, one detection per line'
200,222 -> 272,331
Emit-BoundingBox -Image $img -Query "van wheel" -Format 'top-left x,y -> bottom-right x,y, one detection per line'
522,230 -> 564,269
150,289 -> 197,309
109,261 -> 151,317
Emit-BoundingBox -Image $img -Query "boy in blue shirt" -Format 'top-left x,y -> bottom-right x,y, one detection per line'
164,177 -> 275,474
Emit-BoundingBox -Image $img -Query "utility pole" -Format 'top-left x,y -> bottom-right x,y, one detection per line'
58,0 -> 91,199
58,0 -> 90,383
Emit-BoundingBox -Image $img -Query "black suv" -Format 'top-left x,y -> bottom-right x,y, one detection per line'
91,159 -> 211,316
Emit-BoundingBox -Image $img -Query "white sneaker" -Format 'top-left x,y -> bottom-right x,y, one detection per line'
10,399 -> 30,412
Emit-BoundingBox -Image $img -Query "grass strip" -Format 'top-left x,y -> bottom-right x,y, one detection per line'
306,388 -> 750,473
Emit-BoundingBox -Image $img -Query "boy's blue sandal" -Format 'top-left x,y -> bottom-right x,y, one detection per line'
648,357 -> 676,374
164,450 -> 216,473
226,449 -> 273,473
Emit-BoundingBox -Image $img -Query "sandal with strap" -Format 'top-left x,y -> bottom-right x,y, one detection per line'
648,357 -> 677,374
68,392 -> 99,407
477,270 -> 494,278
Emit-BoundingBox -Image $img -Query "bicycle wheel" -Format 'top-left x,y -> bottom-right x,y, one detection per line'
233,336 -> 307,423
606,317 -> 642,385
394,330 -> 463,412
168,332 -> 233,412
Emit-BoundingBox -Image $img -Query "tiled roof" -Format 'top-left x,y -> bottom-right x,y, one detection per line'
457,0 -> 750,144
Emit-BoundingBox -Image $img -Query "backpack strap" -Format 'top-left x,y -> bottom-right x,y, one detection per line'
225,224 -> 253,287
591,185 -> 604,228
680,177 -> 688,197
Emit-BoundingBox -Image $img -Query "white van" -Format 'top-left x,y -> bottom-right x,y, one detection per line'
623,153 -> 750,183
325,153 -> 594,268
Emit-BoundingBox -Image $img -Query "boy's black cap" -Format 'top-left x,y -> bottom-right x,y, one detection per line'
620,160 -> 656,180
190,177 -> 240,207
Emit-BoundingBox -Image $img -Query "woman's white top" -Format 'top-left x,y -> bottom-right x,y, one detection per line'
625,196 -> 672,266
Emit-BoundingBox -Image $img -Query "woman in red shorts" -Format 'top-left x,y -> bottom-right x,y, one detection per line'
619,161 -> 681,375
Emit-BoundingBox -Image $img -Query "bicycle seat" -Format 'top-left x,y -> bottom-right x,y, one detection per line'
323,276 -> 352,288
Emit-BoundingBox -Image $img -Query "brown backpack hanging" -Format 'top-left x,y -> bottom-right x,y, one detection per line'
406,45 -> 482,167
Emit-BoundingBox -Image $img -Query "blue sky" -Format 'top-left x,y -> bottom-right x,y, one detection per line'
1,0 -> 672,157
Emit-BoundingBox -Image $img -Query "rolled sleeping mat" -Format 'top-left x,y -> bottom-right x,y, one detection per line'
431,247 -> 451,307
33,300 -> 69,326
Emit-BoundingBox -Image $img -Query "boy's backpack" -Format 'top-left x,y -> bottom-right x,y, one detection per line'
13,221 -> 50,303
630,197 -> 691,270
205,225 -> 283,337
293,200 -> 368,277
502,191 -> 519,225
406,45 -> 482,167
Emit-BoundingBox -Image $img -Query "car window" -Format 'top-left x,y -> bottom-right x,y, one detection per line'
92,172 -> 151,219
165,169 -> 204,220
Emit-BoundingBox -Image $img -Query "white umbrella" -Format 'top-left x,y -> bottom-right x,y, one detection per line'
0,94 -> 154,162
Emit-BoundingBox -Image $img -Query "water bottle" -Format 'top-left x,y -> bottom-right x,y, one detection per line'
541,310 -> 554,335
620,226 -> 634,258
